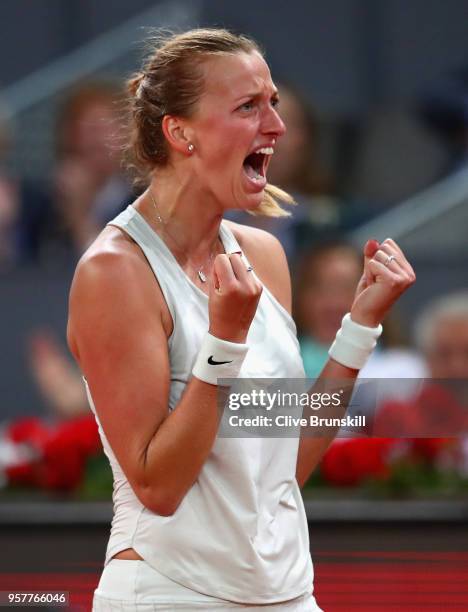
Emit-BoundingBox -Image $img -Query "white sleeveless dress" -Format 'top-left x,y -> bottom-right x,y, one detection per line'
87,205 -> 320,611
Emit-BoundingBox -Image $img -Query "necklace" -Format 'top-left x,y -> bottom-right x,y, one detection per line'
149,190 -> 218,283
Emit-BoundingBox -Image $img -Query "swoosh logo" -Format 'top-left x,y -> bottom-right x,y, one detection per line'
208,356 -> 233,366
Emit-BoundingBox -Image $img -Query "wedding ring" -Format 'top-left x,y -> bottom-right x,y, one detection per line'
384,255 -> 396,267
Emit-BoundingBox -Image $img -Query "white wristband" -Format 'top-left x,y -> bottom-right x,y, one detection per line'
192,333 -> 249,386
328,313 -> 382,370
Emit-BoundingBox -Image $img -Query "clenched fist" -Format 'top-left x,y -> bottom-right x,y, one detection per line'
208,253 -> 263,343
351,238 -> 416,328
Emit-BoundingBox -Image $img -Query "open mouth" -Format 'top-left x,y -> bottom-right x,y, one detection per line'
242,146 -> 275,186
243,151 -> 267,182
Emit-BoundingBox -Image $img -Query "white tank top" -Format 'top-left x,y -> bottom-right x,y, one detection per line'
84,205 -> 314,605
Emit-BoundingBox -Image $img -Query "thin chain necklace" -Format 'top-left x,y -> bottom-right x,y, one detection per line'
149,190 -> 219,283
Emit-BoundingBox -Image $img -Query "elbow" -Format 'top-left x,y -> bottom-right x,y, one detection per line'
137,485 -> 181,517
149,500 -> 178,517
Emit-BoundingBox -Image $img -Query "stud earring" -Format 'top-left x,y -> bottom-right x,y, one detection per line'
188,143 -> 194,153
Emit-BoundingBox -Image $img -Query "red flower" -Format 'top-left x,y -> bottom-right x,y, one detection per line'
53,416 -> 102,456
414,383 -> 467,436
39,433 -> 86,490
321,438 -> 395,486
410,438 -> 453,463
374,381 -> 468,439
373,400 -> 423,437
5,415 -> 102,492
5,462 -> 39,487
38,416 -> 102,491
7,417 -> 51,449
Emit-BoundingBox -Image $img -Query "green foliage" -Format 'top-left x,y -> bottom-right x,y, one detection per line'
78,453 -> 113,500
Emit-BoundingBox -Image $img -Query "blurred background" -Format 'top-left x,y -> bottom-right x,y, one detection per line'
1,1 -> 468,610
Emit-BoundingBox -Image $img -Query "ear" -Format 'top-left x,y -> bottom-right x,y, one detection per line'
161,115 -> 195,156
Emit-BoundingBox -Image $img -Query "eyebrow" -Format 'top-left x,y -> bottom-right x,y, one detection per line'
235,89 -> 279,102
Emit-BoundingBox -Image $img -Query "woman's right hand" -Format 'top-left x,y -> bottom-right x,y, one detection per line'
208,253 -> 262,343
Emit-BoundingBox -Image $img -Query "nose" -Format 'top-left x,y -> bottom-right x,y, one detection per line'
261,104 -> 286,138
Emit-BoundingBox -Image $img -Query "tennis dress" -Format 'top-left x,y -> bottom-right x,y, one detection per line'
86,205 -> 319,610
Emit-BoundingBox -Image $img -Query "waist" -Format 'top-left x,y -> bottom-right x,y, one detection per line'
113,548 -> 143,561
97,559 -> 238,604
95,559 -> 318,608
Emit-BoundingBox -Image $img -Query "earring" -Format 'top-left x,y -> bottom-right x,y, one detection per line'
188,143 -> 194,153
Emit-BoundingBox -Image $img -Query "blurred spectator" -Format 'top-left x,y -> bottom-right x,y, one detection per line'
27,329 -> 88,420
414,290 -> 468,381
225,83 -> 369,263
293,239 -> 426,380
49,80 -> 134,258
0,81 -> 134,267
375,291 -> 468,443
0,103 -> 53,269
11,83 -> 136,416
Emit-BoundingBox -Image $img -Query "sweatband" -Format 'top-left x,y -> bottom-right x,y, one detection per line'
328,313 -> 383,370
192,333 -> 249,386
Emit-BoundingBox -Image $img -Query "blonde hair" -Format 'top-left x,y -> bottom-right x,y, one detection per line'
125,28 -> 294,218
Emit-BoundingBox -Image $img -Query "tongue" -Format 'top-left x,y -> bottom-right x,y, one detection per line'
243,162 -> 260,179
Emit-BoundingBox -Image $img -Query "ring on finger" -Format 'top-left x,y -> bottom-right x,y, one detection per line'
384,254 -> 396,267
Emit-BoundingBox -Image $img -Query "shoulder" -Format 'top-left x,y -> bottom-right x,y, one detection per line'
67,226 -> 168,357
71,226 -> 152,295
224,219 -> 292,314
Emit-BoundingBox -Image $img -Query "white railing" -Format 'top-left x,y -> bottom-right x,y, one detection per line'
350,164 -> 468,249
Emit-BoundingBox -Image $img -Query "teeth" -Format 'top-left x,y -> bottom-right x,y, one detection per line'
254,147 -> 274,155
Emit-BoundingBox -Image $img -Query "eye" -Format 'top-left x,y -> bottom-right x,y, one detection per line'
271,97 -> 280,108
238,100 -> 254,112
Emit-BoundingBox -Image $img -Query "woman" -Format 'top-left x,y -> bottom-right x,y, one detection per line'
67,29 -> 415,611
53,80 -> 134,256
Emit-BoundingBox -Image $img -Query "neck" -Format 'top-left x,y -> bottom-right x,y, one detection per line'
134,170 -> 223,263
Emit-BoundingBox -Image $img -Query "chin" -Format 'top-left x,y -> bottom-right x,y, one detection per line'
227,196 -> 262,215
243,190 -> 265,211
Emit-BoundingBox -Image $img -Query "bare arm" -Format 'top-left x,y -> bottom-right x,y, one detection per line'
295,237 -> 416,486
233,230 -> 352,487
295,359 -> 358,487
237,229 -> 416,489
67,235 -> 261,516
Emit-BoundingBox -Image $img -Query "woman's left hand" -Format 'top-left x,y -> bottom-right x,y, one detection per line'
350,238 -> 416,328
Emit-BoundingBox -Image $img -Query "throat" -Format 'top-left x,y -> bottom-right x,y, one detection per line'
243,162 -> 262,179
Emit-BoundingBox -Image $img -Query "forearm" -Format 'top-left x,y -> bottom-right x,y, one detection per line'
295,238 -> 416,488
141,377 -> 223,513
295,358 -> 358,488
135,264 -> 259,514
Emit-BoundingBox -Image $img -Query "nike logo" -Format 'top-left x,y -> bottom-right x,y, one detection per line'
208,356 -> 233,366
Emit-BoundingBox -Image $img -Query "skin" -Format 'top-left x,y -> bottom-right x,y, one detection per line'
426,317 -> 468,379
55,98 -> 124,250
297,247 -> 362,345
67,50 -> 416,561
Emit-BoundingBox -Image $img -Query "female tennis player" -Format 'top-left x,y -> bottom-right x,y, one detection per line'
67,28 -> 415,611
